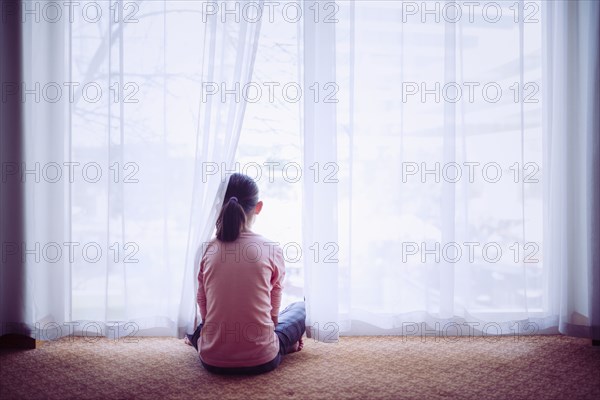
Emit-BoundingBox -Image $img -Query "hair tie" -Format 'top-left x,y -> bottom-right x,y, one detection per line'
230,196 -> 238,203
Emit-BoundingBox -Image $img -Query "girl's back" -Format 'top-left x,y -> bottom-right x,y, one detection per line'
197,231 -> 285,368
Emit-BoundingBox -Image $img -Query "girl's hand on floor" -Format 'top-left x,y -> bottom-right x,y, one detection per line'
271,315 -> 278,326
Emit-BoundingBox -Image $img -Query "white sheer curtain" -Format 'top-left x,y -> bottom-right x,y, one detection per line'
17,0 -> 262,339
8,0 -> 599,342
543,0 -> 600,340
304,0 -> 599,339
178,2 -> 264,336
302,2 -> 341,342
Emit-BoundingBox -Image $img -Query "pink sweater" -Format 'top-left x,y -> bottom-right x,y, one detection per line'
196,231 -> 286,367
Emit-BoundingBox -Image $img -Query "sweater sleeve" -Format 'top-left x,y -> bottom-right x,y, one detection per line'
197,257 -> 207,321
270,246 -> 286,318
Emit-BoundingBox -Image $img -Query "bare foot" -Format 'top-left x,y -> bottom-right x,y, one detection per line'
184,336 -> 192,346
290,337 -> 304,353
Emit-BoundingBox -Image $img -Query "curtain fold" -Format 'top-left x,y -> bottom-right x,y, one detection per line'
302,1 -> 340,342
0,0 -> 26,338
21,0 -> 71,336
543,0 -> 600,340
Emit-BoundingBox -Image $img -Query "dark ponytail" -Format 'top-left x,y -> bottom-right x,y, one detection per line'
215,173 -> 259,242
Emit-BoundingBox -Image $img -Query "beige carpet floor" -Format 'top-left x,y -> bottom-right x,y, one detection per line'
1,335 -> 599,399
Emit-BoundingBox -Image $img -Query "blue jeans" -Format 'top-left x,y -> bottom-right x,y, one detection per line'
187,301 -> 306,375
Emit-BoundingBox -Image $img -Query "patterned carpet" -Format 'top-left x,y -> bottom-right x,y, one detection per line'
1,335 -> 599,399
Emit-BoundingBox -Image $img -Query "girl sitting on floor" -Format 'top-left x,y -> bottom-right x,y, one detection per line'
185,172 -> 306,374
